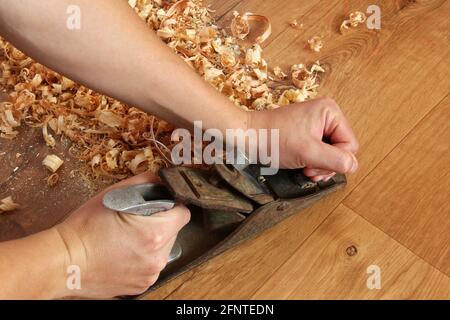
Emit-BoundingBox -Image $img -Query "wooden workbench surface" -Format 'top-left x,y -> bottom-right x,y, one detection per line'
1,0 -> 449,299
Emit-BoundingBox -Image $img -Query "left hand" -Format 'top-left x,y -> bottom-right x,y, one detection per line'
248,97 -> 359,181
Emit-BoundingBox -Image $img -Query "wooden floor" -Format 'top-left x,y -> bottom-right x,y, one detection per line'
1,0 -> 449,299
144,0 -> 450,299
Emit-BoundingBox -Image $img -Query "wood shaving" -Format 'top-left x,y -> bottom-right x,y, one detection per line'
289,19 -> 303,29
0,196 -> 20,213
273,66 -> 287,80
231,11 -> 271,43
278,62 -> 324,105
231,11 -> 250,40
308,36 -> 324,52
47,173 -> 59,187
0,0 -> 325,180
42,154 -> 64,173
340,11 -> 367,34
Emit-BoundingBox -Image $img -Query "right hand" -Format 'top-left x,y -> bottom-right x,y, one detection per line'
54,172 -> 190,299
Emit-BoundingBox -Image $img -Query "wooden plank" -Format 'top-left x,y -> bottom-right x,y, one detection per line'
265,0 -> 450,188
252,204 -> 450,299
344,95 -> 450,276
0,0 -> 448,299
264,0 -> 447,64
143,0 -> 450,299
144,190 -> 347,299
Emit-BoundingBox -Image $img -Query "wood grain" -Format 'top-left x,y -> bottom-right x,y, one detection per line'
0,0 -> 449,299
252,204 -> 450,299
344,95 -> 450,276
205,0 -> 240,20
144,0 -> 450,299
143,188 -> 346,300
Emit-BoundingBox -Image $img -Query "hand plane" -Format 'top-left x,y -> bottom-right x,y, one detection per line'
103,164 -> 346,296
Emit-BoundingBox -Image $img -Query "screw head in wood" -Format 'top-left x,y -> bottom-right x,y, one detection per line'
346,245 -> 358,256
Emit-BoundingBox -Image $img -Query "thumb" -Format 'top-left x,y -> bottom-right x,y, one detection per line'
303,141 -> 358,174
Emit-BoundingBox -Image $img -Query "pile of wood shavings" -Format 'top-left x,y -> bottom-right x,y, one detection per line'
0,0 -> 325,180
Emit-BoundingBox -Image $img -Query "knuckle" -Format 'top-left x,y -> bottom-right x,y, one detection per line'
145,230 -> 165,249
149,255 -> 168,274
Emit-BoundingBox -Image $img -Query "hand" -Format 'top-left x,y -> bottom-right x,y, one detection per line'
54,172 -> 190,299
249,97 -> 359,181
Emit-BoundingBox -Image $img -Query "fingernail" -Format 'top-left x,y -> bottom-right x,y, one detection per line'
350,153 -> 359,173
312,176 -> 324,182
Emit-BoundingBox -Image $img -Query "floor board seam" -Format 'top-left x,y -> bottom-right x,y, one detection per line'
341,203 -> 450,280
342,92 -> 449,206
249,89 -> 449,296
216,1 -> 240,21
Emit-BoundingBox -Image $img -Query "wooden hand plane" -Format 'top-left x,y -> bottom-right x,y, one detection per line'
103,164 -> 346,296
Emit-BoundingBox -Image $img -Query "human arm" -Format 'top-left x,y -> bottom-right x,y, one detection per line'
0,0 -> 358,178
0,227 -> 68,299
0,173 -> 190,299
0,0 -> 246,132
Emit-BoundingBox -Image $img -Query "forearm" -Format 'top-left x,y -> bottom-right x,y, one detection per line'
0,0 -> 247,132
0,228 -> 68,299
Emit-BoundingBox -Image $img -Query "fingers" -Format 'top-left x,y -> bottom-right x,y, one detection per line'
147,235 -> 177,275
320,98 -> 359,155
326,121 -> 359,155
159,235 -> 177,264
133,235 -> 178,294
303,168 -> 334,177
310,172 -> 336,182
304,168 -> 336,182
122,204 -> 190,249
299,97 -> 359,174
148,204 -> 191,239
302,141 -> 359,174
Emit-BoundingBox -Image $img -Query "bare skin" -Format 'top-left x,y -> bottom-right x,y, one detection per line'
0,0 -> 358,298
0,173 -> 190,299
